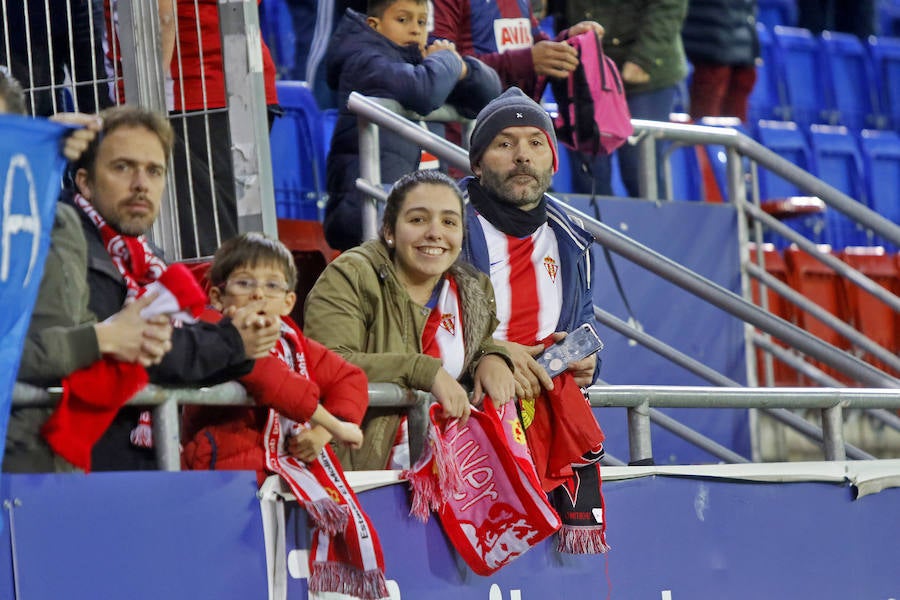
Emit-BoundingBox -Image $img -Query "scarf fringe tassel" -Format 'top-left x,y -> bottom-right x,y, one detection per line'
309,561 -> 390,600
303,498 -> 349,536
556,524 -> 610,555
403,422 -> 465,521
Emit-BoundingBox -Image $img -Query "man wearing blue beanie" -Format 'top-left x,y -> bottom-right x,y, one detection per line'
460,87 -> 609,555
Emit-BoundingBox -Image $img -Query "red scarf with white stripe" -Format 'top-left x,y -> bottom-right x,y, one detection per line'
421,275 -> 466,379
264,320 -> 389,599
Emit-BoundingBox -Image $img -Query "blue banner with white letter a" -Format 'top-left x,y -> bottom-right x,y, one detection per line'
0,115 -> 68,476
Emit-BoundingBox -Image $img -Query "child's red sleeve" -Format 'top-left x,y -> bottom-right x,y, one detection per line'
239,357 -> 321,423
303,337 -> 369,425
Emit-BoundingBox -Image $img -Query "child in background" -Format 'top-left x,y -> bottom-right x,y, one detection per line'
322,0 -> 502,250
181,232 -> 367,479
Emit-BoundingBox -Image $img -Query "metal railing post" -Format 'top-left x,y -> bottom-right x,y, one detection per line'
627,399 -> 653,464
219,0 -> 277,238
821,404 -> 847,461
153,395 -> 181,471
636,135 -> 658,201
357,116 -> 381,241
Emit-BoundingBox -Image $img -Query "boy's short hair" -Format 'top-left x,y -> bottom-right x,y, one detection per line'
367,0 -> 427,18
208,232 -> 298,290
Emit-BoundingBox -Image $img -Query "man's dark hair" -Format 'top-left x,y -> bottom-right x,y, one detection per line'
208,232 -> 298,290
73,105 -> 174,178
367,0 -> 427,18
381,169 -> 465,244
0,68 -> 27,115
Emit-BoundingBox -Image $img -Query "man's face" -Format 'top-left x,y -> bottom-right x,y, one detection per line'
473,126 -> 554,211
76,125 -> 167,236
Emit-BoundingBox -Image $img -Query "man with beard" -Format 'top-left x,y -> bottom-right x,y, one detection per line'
461,86 -> 599,397
459,87 -> 608,553
63,105 -> 281,471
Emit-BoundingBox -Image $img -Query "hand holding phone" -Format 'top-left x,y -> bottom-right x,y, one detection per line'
535,323 -> 604,378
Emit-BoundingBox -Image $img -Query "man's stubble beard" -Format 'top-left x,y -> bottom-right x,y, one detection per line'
479,165 -> 552,208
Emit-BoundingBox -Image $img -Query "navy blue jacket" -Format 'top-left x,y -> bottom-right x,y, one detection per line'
681,0 -> 759,66
458,177 -> 601,382
323,9 -> 501,250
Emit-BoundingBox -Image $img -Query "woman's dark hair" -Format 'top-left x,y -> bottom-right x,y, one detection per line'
380,170 -> 465,244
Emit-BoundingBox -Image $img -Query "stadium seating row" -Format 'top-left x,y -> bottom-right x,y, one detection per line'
751,243 -> 900,385
659,120 -> 899,250
750,24 -> 900,132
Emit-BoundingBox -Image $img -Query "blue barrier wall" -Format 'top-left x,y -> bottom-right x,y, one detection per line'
4,470 -> 896,599
564,197 -> 751,462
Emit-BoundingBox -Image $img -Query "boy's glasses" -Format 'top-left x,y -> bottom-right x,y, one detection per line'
223,278 -> 290,298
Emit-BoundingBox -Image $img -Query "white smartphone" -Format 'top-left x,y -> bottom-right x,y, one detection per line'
535,323 -> 604,378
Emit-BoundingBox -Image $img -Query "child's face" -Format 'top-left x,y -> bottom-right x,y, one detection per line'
209,261 -> 296,319
367,0 -> 428,51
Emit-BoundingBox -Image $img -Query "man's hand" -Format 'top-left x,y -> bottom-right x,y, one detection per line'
622,61 -> 650,84
472,354 -> 516,407
531,40 -> 579,79
286,426 -> 336,463
49,112 -> 102,161
495,339 -> 554,400
95,293 -> 173,365
566,20 -> 605,39
548,331 -> 597,387
430,367 -> 471,424
225,301 -> 280,359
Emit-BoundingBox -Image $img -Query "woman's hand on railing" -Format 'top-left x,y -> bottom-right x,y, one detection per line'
430,367 -> 471,424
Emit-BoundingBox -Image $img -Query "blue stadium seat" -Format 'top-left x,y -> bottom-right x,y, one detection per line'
755,120 -> 813,199
819,31 -> 886,130
748,23 -> 790,122
755,119 -> 824,246
867,35 -> 900,130
757,0 -> 798,30
269,81 -> 326,221
858,129 -> 900,250
772,26 -> 836,127
807,124 -> 871,248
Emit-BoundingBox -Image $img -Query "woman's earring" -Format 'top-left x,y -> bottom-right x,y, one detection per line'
386,239 -> 394,247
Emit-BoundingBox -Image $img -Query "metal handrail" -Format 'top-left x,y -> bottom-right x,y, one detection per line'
12,382 -> 900,469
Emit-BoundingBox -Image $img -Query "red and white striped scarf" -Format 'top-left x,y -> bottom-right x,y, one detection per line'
264,320 -> 389,599
421,275 -> 466,379
73,193 -> 168,300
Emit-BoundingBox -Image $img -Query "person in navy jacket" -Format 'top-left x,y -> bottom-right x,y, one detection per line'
322,0 -> 501,251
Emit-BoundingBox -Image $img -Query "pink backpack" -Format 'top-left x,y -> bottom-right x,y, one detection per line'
549,30 -> 633,155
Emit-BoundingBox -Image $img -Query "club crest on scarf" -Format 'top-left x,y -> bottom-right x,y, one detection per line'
543,256 -> 559,283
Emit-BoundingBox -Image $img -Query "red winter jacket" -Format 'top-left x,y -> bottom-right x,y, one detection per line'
181,311 -> 368,482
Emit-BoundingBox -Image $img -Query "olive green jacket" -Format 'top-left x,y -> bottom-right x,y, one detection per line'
304,240 -> 507,390
6,203 -> 98,473
303,240 -> 509,469
562,0 -> 688,95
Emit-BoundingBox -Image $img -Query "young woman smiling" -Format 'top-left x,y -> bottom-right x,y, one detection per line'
304,170 -> 516,470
